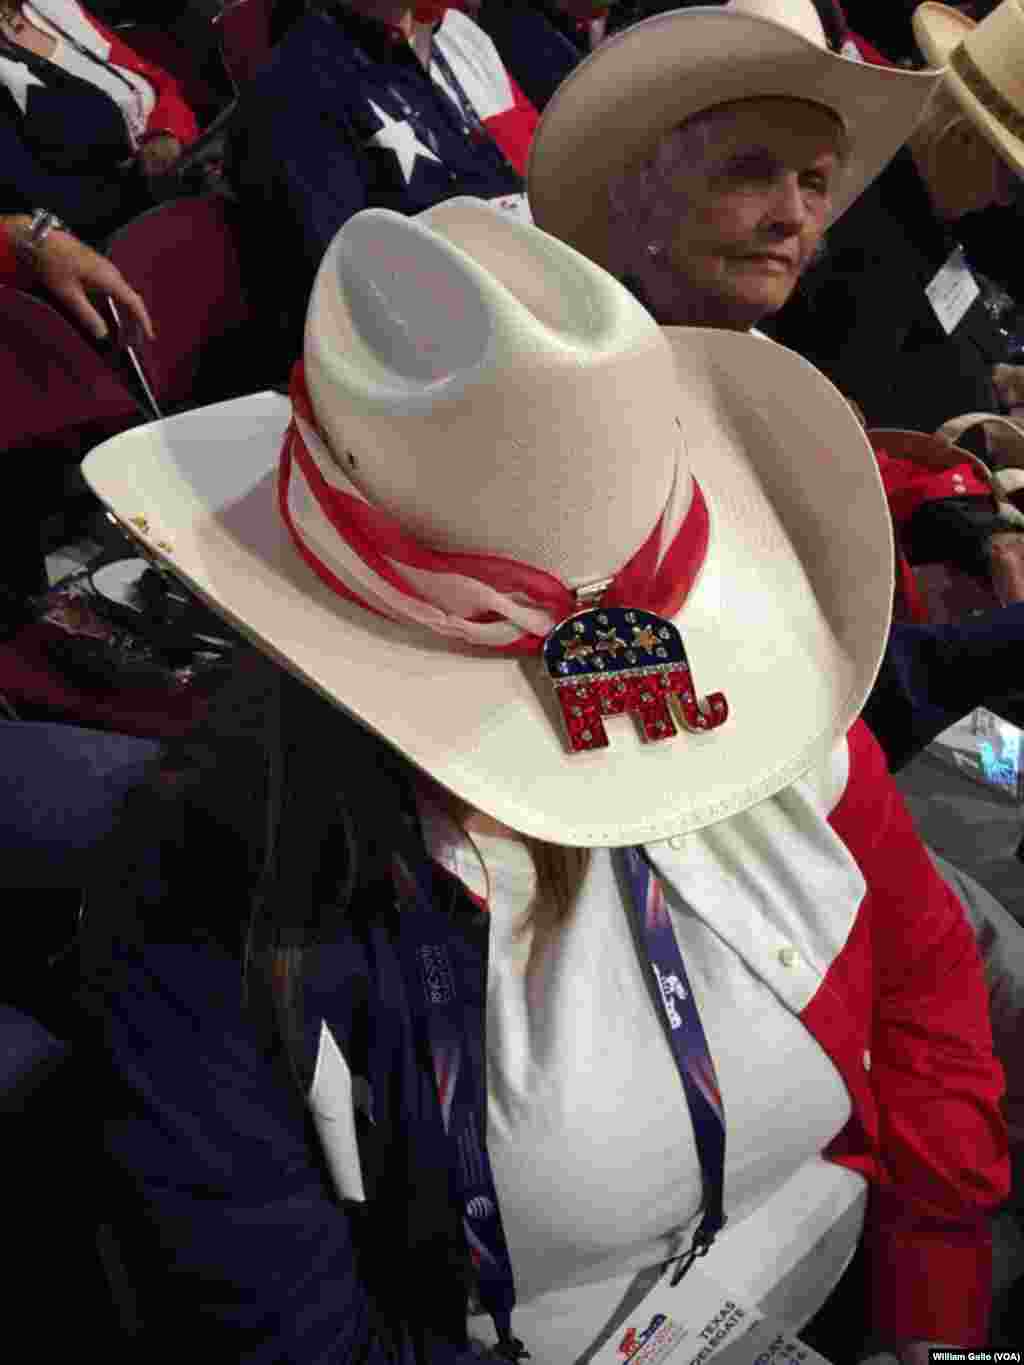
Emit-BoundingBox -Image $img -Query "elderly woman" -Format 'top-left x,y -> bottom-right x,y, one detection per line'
528,0 -> 1024,767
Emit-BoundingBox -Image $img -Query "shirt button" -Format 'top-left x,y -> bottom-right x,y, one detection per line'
668,834 -> 686,850
778,946 -> 799,968
862,1049 -> 872,1072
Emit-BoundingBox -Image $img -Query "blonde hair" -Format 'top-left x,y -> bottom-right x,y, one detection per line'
430,779 -> 592,931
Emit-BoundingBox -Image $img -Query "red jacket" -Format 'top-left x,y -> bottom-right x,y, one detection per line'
817,720 -> 1009,1344
871,438 -> 994,622
875,442 -> 992,528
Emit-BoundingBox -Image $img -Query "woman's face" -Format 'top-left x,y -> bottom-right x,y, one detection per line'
644,98 -> 845,330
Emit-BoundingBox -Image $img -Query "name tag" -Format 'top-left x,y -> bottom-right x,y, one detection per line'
488,193 -> 533,225
587,1263 -> 834,1365
925,247 -> 980,336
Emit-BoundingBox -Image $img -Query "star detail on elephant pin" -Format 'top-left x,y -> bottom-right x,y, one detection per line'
595,628 -> 626,656
561,636 -> 594,663
631,625 -> 659,652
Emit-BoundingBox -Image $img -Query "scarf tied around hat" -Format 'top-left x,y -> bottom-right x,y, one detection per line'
279,362 -> 710,654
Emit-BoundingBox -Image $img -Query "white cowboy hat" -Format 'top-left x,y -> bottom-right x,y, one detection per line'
914,1 -> 1024,178
82,198 -> 893,847
527,0 -> 945,275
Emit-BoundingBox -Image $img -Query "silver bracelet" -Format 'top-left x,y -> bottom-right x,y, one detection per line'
13,208 -> 67,258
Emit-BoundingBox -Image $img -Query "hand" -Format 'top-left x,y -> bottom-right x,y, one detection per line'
138,133 -> 183,180
13,220 -> 154,343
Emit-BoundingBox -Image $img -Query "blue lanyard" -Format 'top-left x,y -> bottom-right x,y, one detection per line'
617,846 -> 728,1284
392,841 -> 728,1355
393,849 -> 528,1361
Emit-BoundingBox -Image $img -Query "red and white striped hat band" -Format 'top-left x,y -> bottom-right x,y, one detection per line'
279,360 -> 710,656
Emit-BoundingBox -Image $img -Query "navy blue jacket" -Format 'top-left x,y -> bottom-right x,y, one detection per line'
0,64 -> 148,240
868,606 -> 1024,771
78,794 -> 489,1364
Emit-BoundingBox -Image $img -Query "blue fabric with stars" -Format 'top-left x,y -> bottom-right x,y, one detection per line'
543,608 -> 687,681
225,8 -> 539,381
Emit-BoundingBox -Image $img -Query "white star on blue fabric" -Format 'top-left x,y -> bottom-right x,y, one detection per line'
366,99 -> 442,184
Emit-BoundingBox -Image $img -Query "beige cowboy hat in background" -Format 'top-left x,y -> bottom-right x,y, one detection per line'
914,0 -> 1024,177
82,198 -> 893,847
528,0 -> 946,274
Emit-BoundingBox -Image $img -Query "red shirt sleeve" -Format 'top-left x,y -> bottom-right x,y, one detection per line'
828,720 -> 1010,1346
86,8 -> 200,147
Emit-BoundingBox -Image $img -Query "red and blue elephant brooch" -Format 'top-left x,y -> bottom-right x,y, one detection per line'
542,607 -> 728,754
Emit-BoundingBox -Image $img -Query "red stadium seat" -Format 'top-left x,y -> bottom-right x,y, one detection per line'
104,194 -> 254,413
0,286 -> 146,461
0,286 -> 148,594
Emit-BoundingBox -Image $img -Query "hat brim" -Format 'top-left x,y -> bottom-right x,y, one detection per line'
82,330 -> 892,847
913,2 -> 1024,177
528,8 -> 945,274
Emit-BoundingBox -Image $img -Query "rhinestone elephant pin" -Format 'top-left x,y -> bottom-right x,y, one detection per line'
542,607 -> 728,753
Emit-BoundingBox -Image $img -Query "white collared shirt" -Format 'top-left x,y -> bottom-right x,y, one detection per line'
421,746 -> 867,1359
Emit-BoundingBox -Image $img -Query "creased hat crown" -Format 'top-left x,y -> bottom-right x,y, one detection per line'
303,201 -> 688,589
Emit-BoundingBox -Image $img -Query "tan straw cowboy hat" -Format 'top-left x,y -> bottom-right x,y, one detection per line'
528,0 -> 945,274
82,199 -> 893,847
914,0 -> 1024,177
